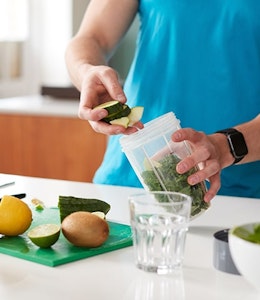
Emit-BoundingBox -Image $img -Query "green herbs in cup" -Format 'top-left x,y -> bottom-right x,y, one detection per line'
141,154 -> 209,218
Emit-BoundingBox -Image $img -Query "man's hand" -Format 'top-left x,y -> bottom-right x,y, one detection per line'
78,65 -> 143,135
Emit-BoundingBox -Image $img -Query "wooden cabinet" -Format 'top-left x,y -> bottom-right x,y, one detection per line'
0,114 -> 107,182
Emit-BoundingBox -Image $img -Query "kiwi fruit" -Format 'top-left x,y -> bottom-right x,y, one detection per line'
61,211 -> 109,247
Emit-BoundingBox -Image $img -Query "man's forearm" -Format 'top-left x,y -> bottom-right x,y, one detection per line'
210,114 -> 260,167
65,36 -> 107,91
235,114 -> 260,163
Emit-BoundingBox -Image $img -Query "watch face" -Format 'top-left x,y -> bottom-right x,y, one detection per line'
228,132 -> 248,158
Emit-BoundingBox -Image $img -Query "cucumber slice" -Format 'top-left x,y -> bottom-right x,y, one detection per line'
143,157 -> 161,171
117,105 -> 131,117
95,101 -> 144,128
110,117 -> 130,128
94,100 -> 124,115
128,106 -> 144,126
102,105 -> 131,123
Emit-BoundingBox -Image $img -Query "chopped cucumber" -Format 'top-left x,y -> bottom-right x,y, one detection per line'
95,100 -> 144,128
143,157 -> 161,171
110,117 -> 130,128
128,106 -> 144,126
102,104 -> 131,123
94,100 -> 124,115
109,106 -> 144,128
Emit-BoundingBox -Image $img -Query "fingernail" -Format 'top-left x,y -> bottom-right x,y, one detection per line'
115,129 -> 123,134
117,94 -> 126,102
98,111 -> 107,119
176,162 -> 186,173
204,194 -> 213,203
188,175 -> 198,185
173,132 -> 181,140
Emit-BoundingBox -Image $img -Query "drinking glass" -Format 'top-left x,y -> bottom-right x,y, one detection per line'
129,191 -> 191,274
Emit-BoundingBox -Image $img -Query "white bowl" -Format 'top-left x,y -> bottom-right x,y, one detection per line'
229,223 -> 260,290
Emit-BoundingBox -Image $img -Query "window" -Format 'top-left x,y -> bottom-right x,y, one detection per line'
0,0 -> 28,84
0,0 -> 28,41
0,0 -> 73,98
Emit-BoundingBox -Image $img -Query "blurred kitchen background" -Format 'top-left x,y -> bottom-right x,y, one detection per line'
0,0 -> 138,98
0,0 -> 138,183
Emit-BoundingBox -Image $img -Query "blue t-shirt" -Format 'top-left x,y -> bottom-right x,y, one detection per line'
94,0 -> 260,198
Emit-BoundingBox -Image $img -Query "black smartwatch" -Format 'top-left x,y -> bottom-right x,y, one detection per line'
216,128 -> 248,164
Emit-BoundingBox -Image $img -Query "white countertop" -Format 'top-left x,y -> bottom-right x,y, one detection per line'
0,95 -> 79,117
0,173 -> 260,300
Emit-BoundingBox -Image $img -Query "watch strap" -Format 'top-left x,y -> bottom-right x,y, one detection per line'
216,128 -> 248,164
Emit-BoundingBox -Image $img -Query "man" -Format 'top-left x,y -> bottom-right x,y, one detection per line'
65,0 -> 260,198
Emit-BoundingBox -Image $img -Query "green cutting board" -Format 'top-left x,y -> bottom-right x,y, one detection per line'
0,207 -> 132,267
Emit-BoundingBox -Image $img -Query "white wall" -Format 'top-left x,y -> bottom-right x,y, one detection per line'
29,0 -> 138,88
0,0 -> 74,97
30,0 -> 73,87
71,0 -> 138,82
0,0 -> 138,98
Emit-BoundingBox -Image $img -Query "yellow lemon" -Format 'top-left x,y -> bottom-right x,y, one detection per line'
0,195 -> 32,236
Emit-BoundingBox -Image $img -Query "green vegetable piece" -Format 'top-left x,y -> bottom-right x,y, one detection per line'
103,104 -> 131,123
94,100 -> 124,115
110,117 -> 130,128
232,225 -> 260,244
141,154 -> 209,217
128,106 -> 144,126
35,204 -> 44,211
58,196 -> 111,222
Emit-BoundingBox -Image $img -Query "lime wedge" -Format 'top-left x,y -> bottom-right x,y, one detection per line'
31,198 -> 45,210
28,224 -> 60,248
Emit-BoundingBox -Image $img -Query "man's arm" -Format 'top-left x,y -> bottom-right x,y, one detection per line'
65,0 -> 138,90
65,0 -> 140,135
171,114 -> 260,202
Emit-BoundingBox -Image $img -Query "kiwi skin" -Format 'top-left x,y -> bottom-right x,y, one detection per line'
61,211 -> 109,247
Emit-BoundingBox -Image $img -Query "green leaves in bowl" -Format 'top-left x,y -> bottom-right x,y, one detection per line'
231,223 -> 260,244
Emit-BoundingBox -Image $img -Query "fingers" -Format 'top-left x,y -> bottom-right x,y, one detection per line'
89,119 -> 144,135
176,146 -> 210,174
183,164 -> 221,202
172,128 -> 205,144
99,68 -> 126,103
80,66 -> 145,135
203,173 -> 221,202
78,65 -> 126,122
177,156 -> 221,200
89,120 -> 125,135
76,65 -> 134,135
185,158 -> 221,185
79,102 -> 107,122
173,128 -> 222,202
